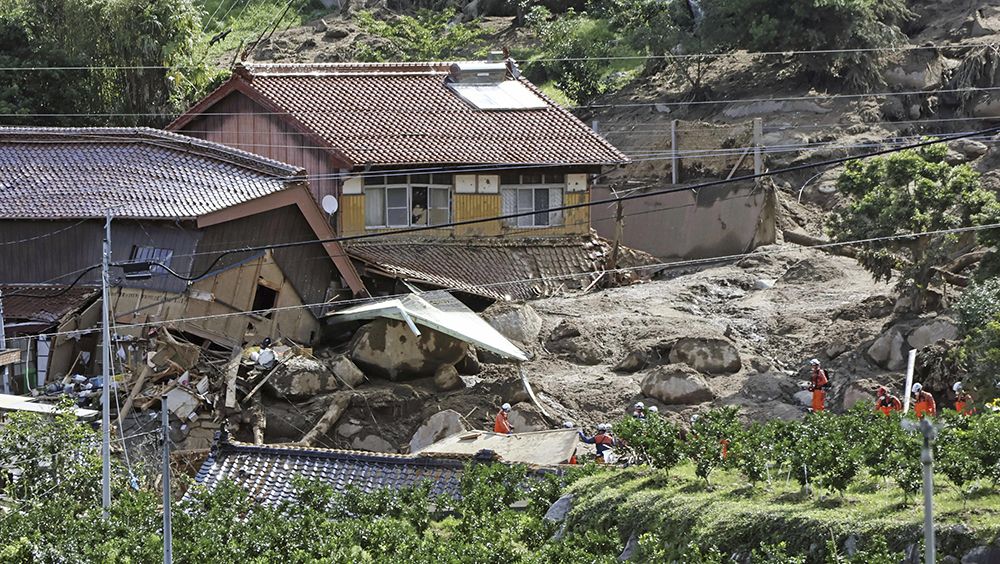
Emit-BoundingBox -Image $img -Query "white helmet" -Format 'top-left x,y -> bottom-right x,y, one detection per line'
602,423 -> 613,431
953,382 -> 963,392
691,414 -> 700,424
563,420 -> 575,428
634,401 -> 645,410
648,406 -> 659,414
911,383 -> 922,394
809,358 -> 821,366
501,403 -> 511,411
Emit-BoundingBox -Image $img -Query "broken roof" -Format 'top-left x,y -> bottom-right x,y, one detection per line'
1,285 -> 100,336
192,439 -> 466,503
329,291 -> 528,361
415,428 -> 580,467
0,127 -> 302,220
168,62 -> 629,167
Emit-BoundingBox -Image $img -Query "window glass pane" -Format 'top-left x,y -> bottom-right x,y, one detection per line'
364,188 -> 385,226
500,172 -> 519,185
521,173 -> 543,184
548,187 -> 564,226
364,174 -> 385,185
386,187 -> 408,207
411,174 -> 430,184
533,188 -> 550,226
411,186 -> 428,225
501,188 -> 517,226
387,208 -> 409,227
429,188 -> 450,226
431,173 -> 453,185
545,173 -> 565,184
430,188 -> 449,209
517,188 -> 534,211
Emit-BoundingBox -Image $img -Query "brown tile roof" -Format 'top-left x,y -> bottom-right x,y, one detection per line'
0,127 -> 303,220
0,285 -> 99,335
346,233 -> 657,301
174,62 -> 628,167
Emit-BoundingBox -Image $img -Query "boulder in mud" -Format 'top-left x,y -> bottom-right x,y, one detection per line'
613,350 -> 648,373
434,364 -> 464,391
906,318 -> 959,350
327,354 -> 365,388
482,302 -> 543,344
867,327 -> 906,370
352,433 -> 395,453
349,319 -> 468,380
266,356 -> 339,399
640,364 -> 715,405
780,258 -> 843,283
741,373 -> 797,402
946,139 -> 988,164
793,390 -> 813,406
409,409 -> 467,452
508,402 -> 548,432
668,337 -> 741,374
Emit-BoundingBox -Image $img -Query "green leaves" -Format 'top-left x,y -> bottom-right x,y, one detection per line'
354,9 -> 487,63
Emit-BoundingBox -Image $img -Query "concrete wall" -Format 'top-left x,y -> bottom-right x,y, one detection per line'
591,181 -> 776,260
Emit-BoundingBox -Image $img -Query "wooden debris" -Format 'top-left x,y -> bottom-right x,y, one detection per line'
249,393 -> 266,445
223,348 -> 241,409
298,393 -> 349,447
115,364 -> 153,427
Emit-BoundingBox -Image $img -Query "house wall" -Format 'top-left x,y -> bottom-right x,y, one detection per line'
173,91 -> 342,209
590,181 -> 776,259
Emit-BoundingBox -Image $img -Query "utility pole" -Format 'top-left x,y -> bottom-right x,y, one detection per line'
903,417 -> 938,564
0,288 -> 9,394
161,394 -> 173,564
101,209 -> 112,516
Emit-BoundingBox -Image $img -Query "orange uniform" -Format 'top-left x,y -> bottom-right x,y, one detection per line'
494,410 -> 512,434
810,368 -> 829,412
876,394 -> 902,416
720,438 -> 731,460
913,391 -> 936,418
955,392 -> 974,415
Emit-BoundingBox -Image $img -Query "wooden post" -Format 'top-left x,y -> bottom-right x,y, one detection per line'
753,118 -> 763,182
608,199 -> 625,274
671,119 -> 680,185
0,289 -> 8,394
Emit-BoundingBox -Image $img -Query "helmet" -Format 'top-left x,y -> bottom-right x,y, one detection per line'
597,423 -> 608,432
602,423 -> 612,431
563,420 -> 575,428
911,383 -> 922,394
648,406 -> 659,414
875,386 -> 887,396
953,382 -> 963,392
634,401 -> 645,410
809,359 -> 821,366
691,414 -> 700,424
501,403 -> 511,411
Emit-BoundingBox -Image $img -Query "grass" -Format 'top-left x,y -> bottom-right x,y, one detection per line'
193,0 -> 314,66
565,462 -> 1000,560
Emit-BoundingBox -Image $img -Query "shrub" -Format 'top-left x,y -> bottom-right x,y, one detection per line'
613,412 -> 684,472
354,9 -> 486,62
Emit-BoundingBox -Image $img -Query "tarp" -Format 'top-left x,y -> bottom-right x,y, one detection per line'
329,291 -> 528,361
415,428 -> 580,467
0,393 -> 98,419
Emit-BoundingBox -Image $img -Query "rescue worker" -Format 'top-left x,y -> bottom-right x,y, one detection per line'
494,402 -> 513,434
911,383 -> 936,419
874,386 -> 902,416
632,402 -> 646,419
953,382 -> 975,415
563,421 -> 578,464
578,423 -> 616,463
808,358 -> 829,412
647,406 -> 659,416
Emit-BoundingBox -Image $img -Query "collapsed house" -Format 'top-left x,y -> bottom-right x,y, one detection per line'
0,127 -> 367,390
167,60 -> 650,299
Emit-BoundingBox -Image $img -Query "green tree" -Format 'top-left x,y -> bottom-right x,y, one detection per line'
686,407 -> 741,485
828,144 -> 1000,311
613,412 -> 684,471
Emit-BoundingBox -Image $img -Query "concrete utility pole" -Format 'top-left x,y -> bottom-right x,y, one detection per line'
903,417 -> 938,564
161,394 -> 173,564
0,288 -> 8,394
101,209 -> 112,516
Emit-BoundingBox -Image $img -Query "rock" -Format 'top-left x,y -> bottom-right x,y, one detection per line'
907,318 -> 959,350
613,350 -> 648,373
335,420 -> 363,438
942,557 -> 960,564
741,373 -> 796,402
962,545 -> 1000,564
409,409 -> 467,452
780,258 -> 843,283
618,533 -> 639,561
949,139 -> 989,162
455,346 -> 482,375
548,320 -> 581,342
841,381 -> 875,410
543,494 -> 574,522
311,18 -> 328,33
327,354 -> 365,388
349,319 -> 468,380
640,364 -> 715,405
749,357 -> 772,373
351,433 -> 395,453
768,402 -> 806,420
754,278 -> 775,290
868,327 -> 906,370
793,390 -> 813,406
825,341 -> 849,359
323,26 -> 350,40
433,364 -> 464,391
668,337 -> 741,374
508,402 -> 548,432
266,356 -> 338,400
482,302 -> 543,344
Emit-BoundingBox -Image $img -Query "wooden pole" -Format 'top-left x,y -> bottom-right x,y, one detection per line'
671,119 -> 679,185
753,118 -> 763,183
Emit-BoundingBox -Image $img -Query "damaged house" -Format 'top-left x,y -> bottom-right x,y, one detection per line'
167,60 -> 652,302
0,127 -> 367,386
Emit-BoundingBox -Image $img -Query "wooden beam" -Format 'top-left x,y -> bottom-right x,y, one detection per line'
297,393 -> 350,447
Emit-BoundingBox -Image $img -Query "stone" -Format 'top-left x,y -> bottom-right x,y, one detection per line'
455,346 -> 482,375
349,319 -> 469,380
311,19 -> 328,33
482,302 -> 543,344
668,337 -> 741,374
351,433 -> 395,453
907,318 -> 959,350
266,356 -> 338,400
327,354 -> 365,388
618,533 -> 639,561
548,320 -> 581,342
433,364 -> 464,391
949,139 -> 989,162
613,350 -> 647,373
323,27 -> 350,41
768,402 -> 805,420
793,390 -> 813,406
543,494 -> 574,522
741,373 -> 795,402
754,278 -> 776,290
508,402 -> 547,432
868,327 -> 906,370
962,545 -> 1000,564
408,409 -> 466,452
825,341 -> 849,359
640,364 -> 715,405
841,381 -> 874,410
335,420 -> 363,438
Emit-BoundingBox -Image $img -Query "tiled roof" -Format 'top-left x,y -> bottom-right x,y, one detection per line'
0,285 -> 99,334
181,62 -> 628,167
346,234 -> 657,301
192,439 -> 466,503
0,127 -> 303,220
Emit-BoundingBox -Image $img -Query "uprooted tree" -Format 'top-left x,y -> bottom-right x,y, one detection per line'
827,143 -> 1000,312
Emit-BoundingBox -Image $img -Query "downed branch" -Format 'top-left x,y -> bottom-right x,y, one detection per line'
297,393 -> 350,447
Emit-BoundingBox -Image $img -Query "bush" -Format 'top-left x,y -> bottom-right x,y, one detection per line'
686,407 -> 741,484
613,412 -> 683,471
354,9 -> 486,62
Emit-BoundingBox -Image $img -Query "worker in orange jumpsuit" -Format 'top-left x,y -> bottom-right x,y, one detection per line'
911,383 -> 936,418
874,386 -> 902,416
953,382 -> 975,415
578,424 -> 616,463
494,402 -> 513,434
808,359 -> 829,412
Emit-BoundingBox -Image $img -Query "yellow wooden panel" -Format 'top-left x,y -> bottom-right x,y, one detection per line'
340,194 -> 365,236
563,191 -> 590,235
455,193 -> 501,236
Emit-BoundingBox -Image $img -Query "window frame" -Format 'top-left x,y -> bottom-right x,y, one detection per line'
129,246 -> 173,275
363,174 -> 453,229
500,173 -> 566,228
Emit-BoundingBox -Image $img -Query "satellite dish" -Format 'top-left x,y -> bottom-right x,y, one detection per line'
321,195 -> 339,215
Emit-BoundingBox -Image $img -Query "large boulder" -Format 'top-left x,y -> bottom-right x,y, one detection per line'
907,318 -> 959,350
508,402 -> 547,432
868,327 -> 907,370
408,409 -> 467,452
668,337 -> 741,374
544,494 -> 574,522
482,302 -> 543,344
793,390 -> 813,406
841,380 -> 877,410
434,364 -> 464,391
640,364 -> 715,405
947,139 -> 989,164
741,373 -> 797,402
352,433 -> 395,453
266,356 -> 338,400
962,545 -> 1000,564
327,354 -> 365,388
349,319 -> 468,380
